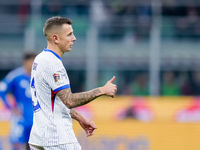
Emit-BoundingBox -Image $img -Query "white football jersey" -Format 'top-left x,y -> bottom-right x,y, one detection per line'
29,48 -> 78,146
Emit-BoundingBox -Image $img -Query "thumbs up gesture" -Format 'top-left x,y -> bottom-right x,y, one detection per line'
101,76 -> 117,98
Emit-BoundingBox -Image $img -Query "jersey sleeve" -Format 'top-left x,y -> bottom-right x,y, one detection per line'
43,61 -> 70,93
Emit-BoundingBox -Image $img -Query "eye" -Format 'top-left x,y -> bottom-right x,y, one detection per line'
68,32 -> 73,36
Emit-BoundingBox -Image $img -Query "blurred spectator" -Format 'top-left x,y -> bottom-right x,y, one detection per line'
18,0 -> 30,24
42,0 -> 64,16
161,71 -> 181,96
191,71 -> 200,95
129,73 -> 149,96
135,1 -> 152,39
108,0 -> 126,39
180,72 -> 193,95
175,6 -> 200,38
64,0 -> 90,16
76,0 -> 90,16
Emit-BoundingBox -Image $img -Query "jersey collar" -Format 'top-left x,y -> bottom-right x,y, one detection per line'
43,48 -> 62,61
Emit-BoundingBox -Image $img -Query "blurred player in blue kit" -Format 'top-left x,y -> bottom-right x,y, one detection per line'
0,52 -> 37,150
28,16 -> 117,150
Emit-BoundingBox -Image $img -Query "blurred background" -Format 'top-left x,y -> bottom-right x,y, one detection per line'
1,0 -> 200,96
1,0 -> 200,150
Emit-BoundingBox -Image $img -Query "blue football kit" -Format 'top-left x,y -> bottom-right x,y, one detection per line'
0,67 -> 33,145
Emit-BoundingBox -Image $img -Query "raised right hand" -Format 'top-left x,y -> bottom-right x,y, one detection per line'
101,76 -> 117,98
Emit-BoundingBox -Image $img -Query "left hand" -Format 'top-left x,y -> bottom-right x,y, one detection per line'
79,119 -> 97,137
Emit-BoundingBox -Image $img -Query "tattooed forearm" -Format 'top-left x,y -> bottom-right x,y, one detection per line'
70,88 -> 102,107
57,88 -> 102,108
70,108 -> 79,120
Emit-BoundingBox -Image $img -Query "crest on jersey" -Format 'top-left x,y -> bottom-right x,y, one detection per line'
53,73 -> 61,82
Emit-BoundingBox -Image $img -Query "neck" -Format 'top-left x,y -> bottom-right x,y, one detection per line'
46,43 -> 63,57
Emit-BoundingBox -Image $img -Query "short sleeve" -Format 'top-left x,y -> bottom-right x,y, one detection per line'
42,61 -> 70,92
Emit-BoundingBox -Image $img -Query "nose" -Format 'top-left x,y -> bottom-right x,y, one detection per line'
73,35 -> 76,42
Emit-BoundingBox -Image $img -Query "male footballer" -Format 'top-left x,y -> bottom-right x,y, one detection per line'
29,16 -> 117,150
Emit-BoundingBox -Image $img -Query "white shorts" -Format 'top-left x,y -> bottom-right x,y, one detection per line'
29,143 -> 82,150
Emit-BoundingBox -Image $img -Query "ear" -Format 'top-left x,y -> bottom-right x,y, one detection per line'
52,34 -> 59,44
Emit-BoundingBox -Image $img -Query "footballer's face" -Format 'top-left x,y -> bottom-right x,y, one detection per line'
57,24 -> 76,53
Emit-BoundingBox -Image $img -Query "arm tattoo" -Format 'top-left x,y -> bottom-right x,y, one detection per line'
57,88 -> 102,108
70,108 -> 78,120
